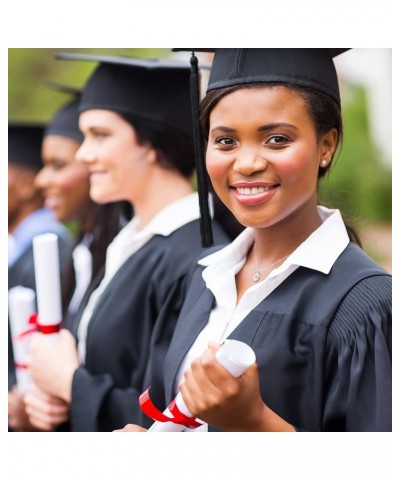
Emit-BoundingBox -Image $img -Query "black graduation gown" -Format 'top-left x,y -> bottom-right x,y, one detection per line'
68,219 -> 230,431
162,242 -> 392,432
8,234 -> 73,390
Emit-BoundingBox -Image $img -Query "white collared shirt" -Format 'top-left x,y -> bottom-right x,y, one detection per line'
174,206 -> 349,431
77,193 -> 200,363
68,239 -> 93,316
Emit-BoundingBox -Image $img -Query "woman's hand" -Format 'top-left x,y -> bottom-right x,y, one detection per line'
8,385 -> 38,431
179,342 -> 295,432
24,383 -> 70,431
114,424 -> 147,432
27,329 -> 79,403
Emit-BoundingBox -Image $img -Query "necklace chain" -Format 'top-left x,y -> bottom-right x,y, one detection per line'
252,248 -> 289,283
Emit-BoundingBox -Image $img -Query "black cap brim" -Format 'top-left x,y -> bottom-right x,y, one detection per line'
172,48 -> 350,58
45,80 -> 81,96
55,52 -> 194,69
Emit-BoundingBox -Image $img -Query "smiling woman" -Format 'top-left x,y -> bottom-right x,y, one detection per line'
38,120 -> 91,223
117,49 -> 391,433
206,86 -> 337,232
77,109 -> 154,208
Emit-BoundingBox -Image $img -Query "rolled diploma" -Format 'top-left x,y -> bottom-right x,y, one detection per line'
33,233 -> 62,342
148,339 -> 256,432
8,286 -> 36,393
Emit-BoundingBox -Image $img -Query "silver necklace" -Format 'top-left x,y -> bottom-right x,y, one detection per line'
252,251 -> 289,283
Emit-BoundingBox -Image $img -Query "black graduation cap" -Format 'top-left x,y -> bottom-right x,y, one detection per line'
55,53 -> 194,137
8,124 -> 45,170
173,48 -> 349,101
55,52 -> 215,246
44,82 -> 83,142
172,48 -> 351,247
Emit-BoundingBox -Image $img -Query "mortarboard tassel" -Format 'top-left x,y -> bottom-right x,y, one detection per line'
190,51 -> 213,248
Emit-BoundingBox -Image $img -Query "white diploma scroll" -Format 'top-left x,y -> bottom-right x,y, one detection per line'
33,233 -> 62,341
148,339 -> 256,432
8,286 -> 36,393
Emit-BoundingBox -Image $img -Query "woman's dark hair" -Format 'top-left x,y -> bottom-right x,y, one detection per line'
89,201 -> 132,280
61,201 -> 132,315
120,113 -> 195,179
200,83 -> 361,246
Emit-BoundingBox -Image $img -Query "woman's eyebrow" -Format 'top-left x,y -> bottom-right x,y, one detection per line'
210,126 -> 236,134
257,122 -> 297,132
210,123 -> 298,134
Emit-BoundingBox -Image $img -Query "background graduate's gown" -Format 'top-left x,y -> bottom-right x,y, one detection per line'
68,219 -> 229,431
163,242 -> 392,432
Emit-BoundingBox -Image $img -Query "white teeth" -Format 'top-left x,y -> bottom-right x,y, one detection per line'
236,186 -> 271,195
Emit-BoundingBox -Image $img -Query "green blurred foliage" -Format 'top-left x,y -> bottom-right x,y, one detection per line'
8,48 -> 170,121
318,83 -> 392,224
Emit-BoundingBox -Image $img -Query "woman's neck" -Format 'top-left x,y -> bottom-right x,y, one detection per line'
252,203 -> 322,263
131,168 -> 194,229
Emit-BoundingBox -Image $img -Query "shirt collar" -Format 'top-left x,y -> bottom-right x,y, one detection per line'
199,206 -> 349,276
140,192 -> 200,237
289,206 -> 349,274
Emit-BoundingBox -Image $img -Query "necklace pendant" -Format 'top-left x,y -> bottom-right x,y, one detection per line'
253,271 -> 261,282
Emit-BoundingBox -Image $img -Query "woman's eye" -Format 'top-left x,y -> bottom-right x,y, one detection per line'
94,131 -> 108,139
215,136 -> 236,146
267,135 -> 289,145
52,161 -> 66,171
88,130 -> 108,140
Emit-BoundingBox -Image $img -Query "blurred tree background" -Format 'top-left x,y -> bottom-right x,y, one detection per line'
8,48 -> 170,121
319,80 -> 392,271
8,48 -> 392,271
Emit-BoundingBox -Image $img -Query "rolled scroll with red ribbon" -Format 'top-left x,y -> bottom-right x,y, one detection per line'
33,233 -> 62,342
8,286 -> 36,393
140,339 -> 256,432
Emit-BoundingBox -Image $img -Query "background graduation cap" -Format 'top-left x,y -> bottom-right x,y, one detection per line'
56,53 -> 212,244
8,124 -> 45,170
44,81 -> 83,142
172,48 -> 351,247
55,52 -> 215,246
54,53 -> 194,136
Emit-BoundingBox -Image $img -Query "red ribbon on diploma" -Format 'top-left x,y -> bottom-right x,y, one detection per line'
12,313 -> 61,340
139,387 -> 203,429
14,361 -> 28,369
12,313 -> 61,370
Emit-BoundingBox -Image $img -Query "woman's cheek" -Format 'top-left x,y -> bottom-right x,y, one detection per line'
206,151 -> 228,185
274,150 -> 315,185
60,168 -> 90,190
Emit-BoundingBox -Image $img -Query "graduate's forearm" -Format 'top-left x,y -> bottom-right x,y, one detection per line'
252,404 -> 296,432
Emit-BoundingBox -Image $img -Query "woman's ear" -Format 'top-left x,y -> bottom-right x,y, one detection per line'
320,128 -> 338,166
145,146 -> 158,165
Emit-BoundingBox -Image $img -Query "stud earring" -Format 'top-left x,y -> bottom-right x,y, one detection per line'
320,159 -> 328,167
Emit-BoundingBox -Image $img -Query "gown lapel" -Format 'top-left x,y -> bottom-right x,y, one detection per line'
164,286 -> 215,402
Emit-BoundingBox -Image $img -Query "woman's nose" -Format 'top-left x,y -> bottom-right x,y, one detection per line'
34,167 -> 50,189
76,141 -> 95,164
233,147 -> 268,176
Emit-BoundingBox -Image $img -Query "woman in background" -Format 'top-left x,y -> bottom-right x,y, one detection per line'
9,94 -> 126,431
25,54 -> 230,431
35,94 -> 128,324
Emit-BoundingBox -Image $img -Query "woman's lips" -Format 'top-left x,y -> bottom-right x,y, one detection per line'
44,196 -> 60,210
90,171 -> 107,181
231,182 -> 279,205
